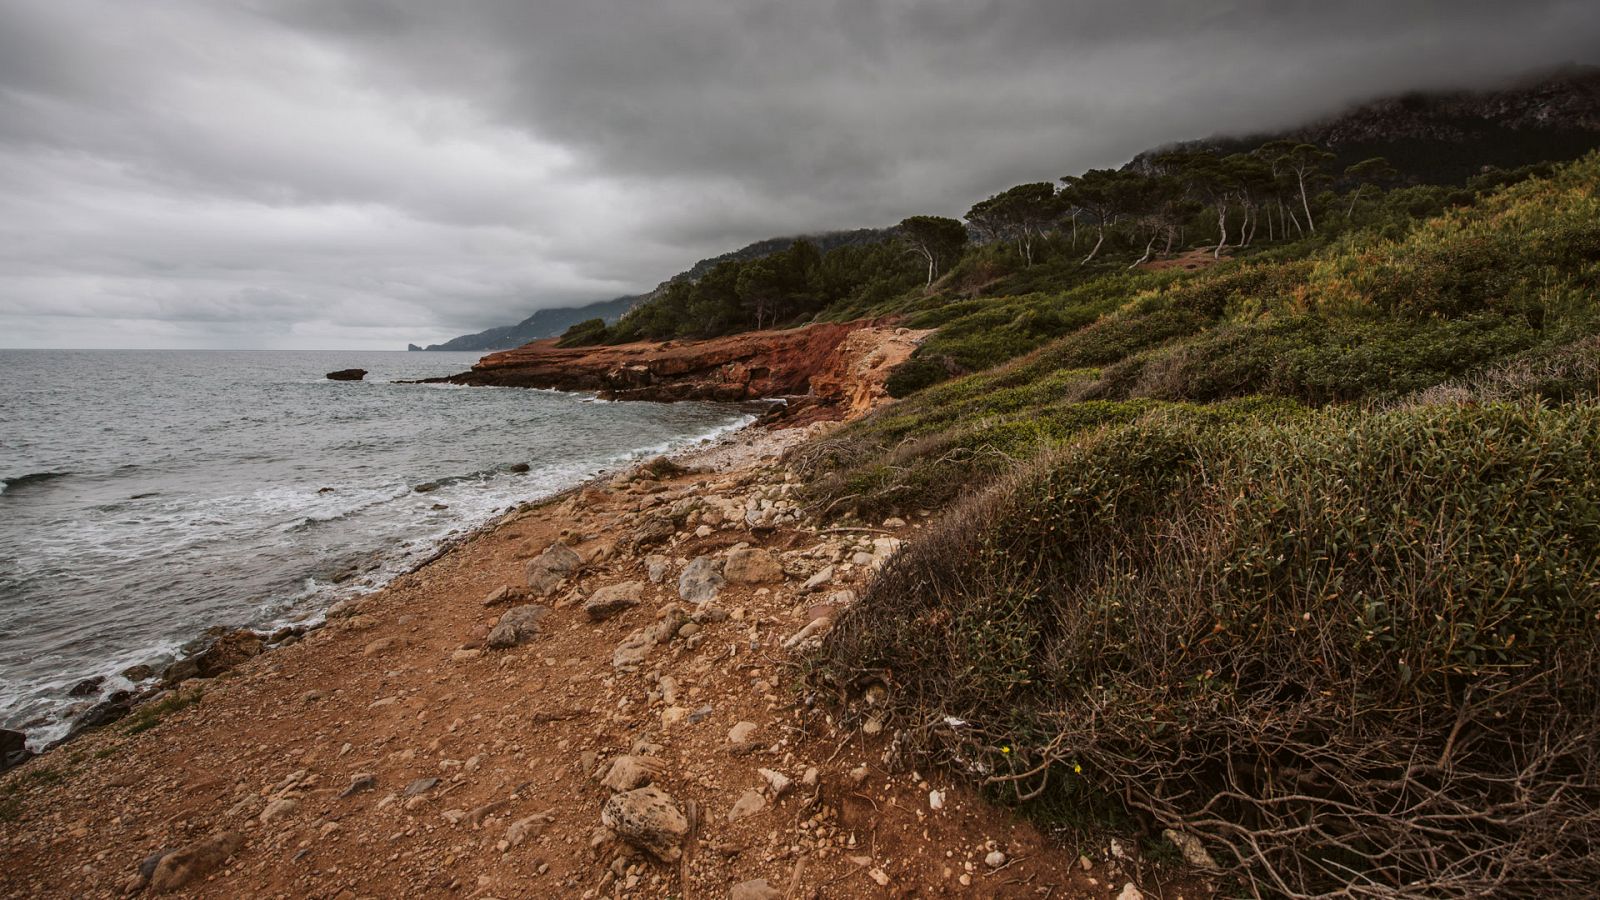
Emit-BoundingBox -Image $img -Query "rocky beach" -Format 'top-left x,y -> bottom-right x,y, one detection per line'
0,333 -> 1190,899
0,431 -> 1183,900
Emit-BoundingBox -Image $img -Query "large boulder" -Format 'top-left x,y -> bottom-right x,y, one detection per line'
325,368 -> 367,381
677,556 -> 724,604
0,728 -> 31,772
532,541 -> 584,575
526,542 -> 583,597
194,629 -> 263,678
161,656 -> 200,686
723,548 -> 782,584
74,698 -> 132,732
601,786 -> 689,862
627,516 -> 676,554
147,830 -> 243,893
584,581 -> 643,621
486,605 -> 549,649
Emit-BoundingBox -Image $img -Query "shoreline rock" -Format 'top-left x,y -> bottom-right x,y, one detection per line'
429,319 -> 929,424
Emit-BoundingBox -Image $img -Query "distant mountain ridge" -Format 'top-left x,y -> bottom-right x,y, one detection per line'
1132,64 -> 1600,183
409,295 -> 640,352
410,228 -> 892,351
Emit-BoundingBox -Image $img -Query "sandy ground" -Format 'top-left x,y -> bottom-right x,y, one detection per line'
1,424 -> 1201,899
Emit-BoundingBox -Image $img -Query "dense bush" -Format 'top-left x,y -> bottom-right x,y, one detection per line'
884,354 -> 960,399
815,400 -> 1600,895
556,317 -> 609,347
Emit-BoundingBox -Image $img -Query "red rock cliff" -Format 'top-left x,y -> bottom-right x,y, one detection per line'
440,320 -> 929,423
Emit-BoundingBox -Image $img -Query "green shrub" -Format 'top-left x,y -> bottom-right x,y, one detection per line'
816,400 -> 1600,895
884,355 -> 959,398
556,317 -> 610,347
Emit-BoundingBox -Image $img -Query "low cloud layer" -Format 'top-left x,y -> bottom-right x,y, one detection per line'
1,0 -> 1596,349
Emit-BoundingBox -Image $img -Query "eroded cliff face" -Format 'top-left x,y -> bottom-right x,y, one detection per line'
440,320 -> 929,424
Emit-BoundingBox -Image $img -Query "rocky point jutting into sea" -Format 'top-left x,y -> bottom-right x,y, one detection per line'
432,320 -> 931,425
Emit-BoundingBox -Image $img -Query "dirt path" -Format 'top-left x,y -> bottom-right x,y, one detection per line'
1,427 -> 1188,899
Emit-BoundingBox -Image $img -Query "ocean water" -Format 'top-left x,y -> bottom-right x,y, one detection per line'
0,350 -> 756,748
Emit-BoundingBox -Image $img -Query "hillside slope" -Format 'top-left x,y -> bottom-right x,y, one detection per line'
413,229 -> 892,352
1133,64 -> 1600,183
798,154 -> 1600,896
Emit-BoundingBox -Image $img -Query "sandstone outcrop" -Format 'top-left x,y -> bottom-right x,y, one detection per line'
433,320 -> 929,424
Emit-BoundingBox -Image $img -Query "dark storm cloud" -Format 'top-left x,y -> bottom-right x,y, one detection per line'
1,1 -> 1596,348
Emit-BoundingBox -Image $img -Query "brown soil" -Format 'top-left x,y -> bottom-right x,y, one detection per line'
1,432 -> 1203,900
1137,248 -> 1226,272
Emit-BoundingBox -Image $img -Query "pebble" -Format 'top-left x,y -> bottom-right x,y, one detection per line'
730,878 -> 782,900
403,777 -> 438,797
340,773 -> 377,798
726,789 -> 766,822
727,720 -> 758,746
259,798 -> 299,824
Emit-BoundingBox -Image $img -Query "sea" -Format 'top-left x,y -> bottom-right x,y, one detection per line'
0,349 -> 757,749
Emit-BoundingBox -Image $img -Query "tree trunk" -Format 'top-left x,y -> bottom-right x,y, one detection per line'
1345,185 -> 1365,217
1214,204 -> 1229,259
1297,170 -> 1316,233
1082,225 -> 1106,264
1129,232 -> 1159,268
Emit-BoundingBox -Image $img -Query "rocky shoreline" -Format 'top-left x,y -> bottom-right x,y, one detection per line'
431,320 -> 931,425
1,325 -> 1200,897
0,411 -> 1193,898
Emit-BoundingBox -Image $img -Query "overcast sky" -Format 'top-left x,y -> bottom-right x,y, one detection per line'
0,1 -> 1595,349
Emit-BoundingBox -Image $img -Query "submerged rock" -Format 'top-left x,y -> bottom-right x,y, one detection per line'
325,368 -> 367,381
68,676 -> 104,697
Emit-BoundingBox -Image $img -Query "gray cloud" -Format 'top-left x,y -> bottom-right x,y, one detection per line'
1,0 -> 1596,348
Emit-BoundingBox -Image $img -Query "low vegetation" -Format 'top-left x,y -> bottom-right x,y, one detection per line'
797,155 -> 1600,520
121,688 -> 202,736
795,155 -> 1600,895
819,391 -> 1600,896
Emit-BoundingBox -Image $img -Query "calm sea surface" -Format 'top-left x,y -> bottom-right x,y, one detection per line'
0,350 -> 754,747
